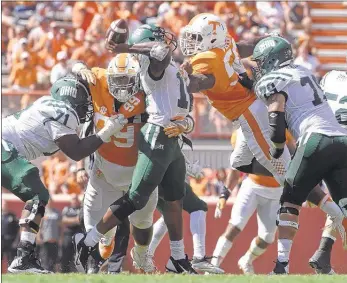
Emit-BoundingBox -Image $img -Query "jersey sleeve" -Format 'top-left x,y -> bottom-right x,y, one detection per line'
138,55 -> 150,73
255,71 -> 293,101
191,51 -> 216,75
42,104 -> 79,141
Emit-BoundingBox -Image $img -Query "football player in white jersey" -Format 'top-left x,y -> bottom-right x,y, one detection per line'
2,74 -> 126,274
308,67 -> 347,274
320,69 -> 347,128
73,24 -> 197,274
252,36 -> 347,274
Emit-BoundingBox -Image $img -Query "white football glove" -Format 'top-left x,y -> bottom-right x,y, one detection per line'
72,62 -> 96,85
97,114 -> 128,142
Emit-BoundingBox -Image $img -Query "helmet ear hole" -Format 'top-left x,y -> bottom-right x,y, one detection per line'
211,39 -> 216,44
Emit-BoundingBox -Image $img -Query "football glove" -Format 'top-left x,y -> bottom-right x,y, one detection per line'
97,114 -> 128,142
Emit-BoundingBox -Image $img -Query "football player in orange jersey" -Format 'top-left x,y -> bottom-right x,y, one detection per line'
179,13 -> 291,187
72,53 -> 159,274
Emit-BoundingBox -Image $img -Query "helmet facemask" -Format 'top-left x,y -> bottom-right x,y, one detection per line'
179,27 -> 205,56
107,73 -> 139,103
75,101 -> 93,124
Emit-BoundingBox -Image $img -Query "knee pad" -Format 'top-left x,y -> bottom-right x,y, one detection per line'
19,199 -> 46,232
129,190 -> 157,229
110,194 -> 136,222
276,206 -> 299,230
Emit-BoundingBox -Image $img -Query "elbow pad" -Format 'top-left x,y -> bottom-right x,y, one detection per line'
268,111 -> 286,144
150,43 -> 170,62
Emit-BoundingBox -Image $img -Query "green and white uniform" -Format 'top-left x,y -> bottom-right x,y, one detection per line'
2,95 -> 80,204
320,70 -> 347,128
255,64 -> 347,209
129,55 -> 192,209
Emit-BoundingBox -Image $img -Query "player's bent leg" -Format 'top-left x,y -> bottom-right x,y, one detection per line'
160,154 -> 197,274
2,142 -> 51,274
181,183 -> 223,274
309,215 -> 337,274
212,181 -> 257,267
238,100 -> 290,185
239,195 -> 279,274
129,188 -> 158,273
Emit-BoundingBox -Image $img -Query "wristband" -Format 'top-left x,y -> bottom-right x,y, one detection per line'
76,168 -> 86,172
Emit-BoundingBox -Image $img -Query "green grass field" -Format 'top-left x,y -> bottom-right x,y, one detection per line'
2,274 -> 347,283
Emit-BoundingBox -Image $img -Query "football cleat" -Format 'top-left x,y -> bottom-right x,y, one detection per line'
99,238 -> 115,260
166,255 -> 198,274
108,255 -> 126,274
73,233 -> 94,273
309,250 -> 335,274
270,260 -> 289,275
130,247 -> 156,273
238,255 -> 255,274
191,256 -> 224,274
8,250 -> 51,274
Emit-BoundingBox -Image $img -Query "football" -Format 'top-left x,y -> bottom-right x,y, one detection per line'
106,19 -> 129,44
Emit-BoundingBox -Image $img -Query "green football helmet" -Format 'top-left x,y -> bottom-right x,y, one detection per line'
128,24 -> 177,50
252,36 -> 293,81
50,74 -> 93,123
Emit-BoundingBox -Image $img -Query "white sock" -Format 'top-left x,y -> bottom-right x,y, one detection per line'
190,210 -> 206,259
278,239 -> 292,263
148,216 -> 168,256
243,238 -> 266,263
20,231 -> 36,244
211,236 -> 233,266
84,226 -> 103,247
320,196 -> 344,219
170,239 -> 185,260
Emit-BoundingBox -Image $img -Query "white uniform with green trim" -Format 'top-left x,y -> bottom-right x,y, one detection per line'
320,70 -> 347,128
254,64 -> 347,141
2,96 -> 79,161
138,55 -> 191,127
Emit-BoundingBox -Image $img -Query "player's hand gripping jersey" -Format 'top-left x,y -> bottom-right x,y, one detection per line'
255,65 -> 347,140
320,70 -> 347,128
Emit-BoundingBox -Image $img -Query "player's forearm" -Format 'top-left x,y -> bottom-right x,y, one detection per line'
187,74 -> 215,93
225,169 -> 241,191
56,134 -> 103,161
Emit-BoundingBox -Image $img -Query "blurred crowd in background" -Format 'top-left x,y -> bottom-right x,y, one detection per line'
2,1 -> 318,129
1,1 -> 316,199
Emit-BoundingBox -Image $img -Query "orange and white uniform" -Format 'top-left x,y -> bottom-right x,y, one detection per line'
82,63 -> 157,246
186,13 -> 290,185
228,130 -> 282,243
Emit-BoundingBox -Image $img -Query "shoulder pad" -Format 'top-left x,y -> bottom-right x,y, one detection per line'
255,70 -> 293,100
118,92 -> 146,118
191,51 -> 217,75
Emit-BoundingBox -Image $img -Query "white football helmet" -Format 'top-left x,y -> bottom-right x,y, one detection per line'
107,53 -> 140,102
179,13 -> 228,56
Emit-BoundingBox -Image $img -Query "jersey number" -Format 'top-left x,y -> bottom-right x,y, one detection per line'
326,93 -> 347,125
123,96 -> 140,112
177,73 -> 189,110
52,110 -> 70,125
300,76 -> 325,106
113,126 -> 134,148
